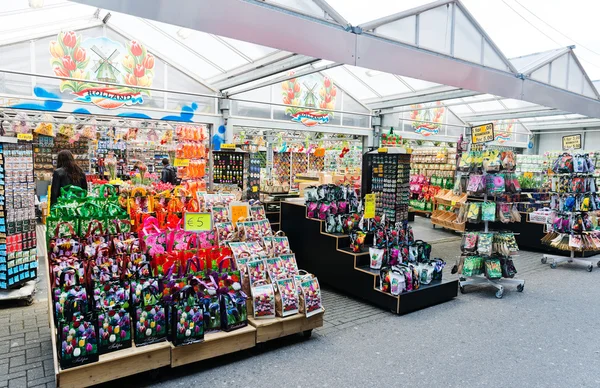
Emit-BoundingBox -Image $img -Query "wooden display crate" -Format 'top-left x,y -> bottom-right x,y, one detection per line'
170,325 -> 256,367
248,310 -> 324,343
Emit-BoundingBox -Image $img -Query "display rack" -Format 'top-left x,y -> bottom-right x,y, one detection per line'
540,159 -> 598,272
281,202 -> 458,314
458,142 -> 525,299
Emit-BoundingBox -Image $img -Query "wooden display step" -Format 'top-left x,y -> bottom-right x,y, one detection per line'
248,310 -> 324,343
281,201 -> 458,315
170,325 -> 256,367
54,340 -> 171,388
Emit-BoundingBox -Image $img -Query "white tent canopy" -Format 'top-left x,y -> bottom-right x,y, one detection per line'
1,0 -> 600,141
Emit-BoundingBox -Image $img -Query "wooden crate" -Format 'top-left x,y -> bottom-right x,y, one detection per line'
170,325 -> 256,367
54,341 -> 171,388
248,310 -> 324,343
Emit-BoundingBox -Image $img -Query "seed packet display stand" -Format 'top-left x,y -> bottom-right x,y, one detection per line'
458,147 -> 525,299
541,250 -> 594,272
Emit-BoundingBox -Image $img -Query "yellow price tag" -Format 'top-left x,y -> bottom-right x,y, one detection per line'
364,194 -> 376,219
184,212 -> 213,232
221,143 -> 236,150
377,147 -> 388,153
173,158 -> 190,167
526,193 -> 533,199
17,133 -> 33,141
451,200 -> 457,206
252,186 -> 258,192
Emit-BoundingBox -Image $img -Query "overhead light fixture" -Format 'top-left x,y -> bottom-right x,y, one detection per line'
102,12 -> 112,24
177,28 -> 192,39
28,0 -> 44,8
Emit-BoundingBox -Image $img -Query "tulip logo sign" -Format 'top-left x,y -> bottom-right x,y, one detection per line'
408,102 -> 446,137
49,31 -> 154,109
281,74 -> 336,127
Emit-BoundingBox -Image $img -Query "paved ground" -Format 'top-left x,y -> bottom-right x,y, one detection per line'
2,223 -> 600,388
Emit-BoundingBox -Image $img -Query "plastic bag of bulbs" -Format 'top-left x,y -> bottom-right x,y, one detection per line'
11,112 -> 32,135
80,118 -> 98,140
33,113 -> 56,137
58,115 -> 77,138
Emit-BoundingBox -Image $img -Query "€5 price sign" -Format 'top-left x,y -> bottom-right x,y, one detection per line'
184,212 -> 213,232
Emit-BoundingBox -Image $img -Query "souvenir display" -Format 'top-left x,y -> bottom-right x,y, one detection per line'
0,144 -> 38,289
456,140 -> 525,298
540,153 -> 598,271
365,152 -> 411,223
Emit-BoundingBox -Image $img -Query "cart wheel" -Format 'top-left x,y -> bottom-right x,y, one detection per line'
25,297 -> 34,306
459,285 -> 466,294
495,289 -> 504,299
550,263 -> 557,269
597,260 -> 600,268
303,329 -> 313,338
587,265 -> 593,272
517,284 -> 524,292
541,257 -> 547,264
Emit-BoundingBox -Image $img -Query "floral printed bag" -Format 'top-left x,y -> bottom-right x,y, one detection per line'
170,286 -> 204,346
57,298 -> 98,369
133,282 -> 167,346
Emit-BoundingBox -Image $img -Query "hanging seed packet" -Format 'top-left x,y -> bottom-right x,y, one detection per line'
299,277 -> 323,318
251,283 -> 276,319
481,202 -> 496,222
467,203 -> 481,223
247,260 -> 268,285
369,247 -> 385,270
461,232 -> 478,253
273,236 -> 291,256
250,205 -> 267,220
275,278 -> 299,317
280,254 -> 299,276
569,234 -> 583,249
477,233 -> 493,256
266,257 -> 288,282
484,258 -> 502,279
462,256 -> 483,277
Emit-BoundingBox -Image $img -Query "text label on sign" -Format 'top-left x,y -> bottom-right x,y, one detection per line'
184,212 -> 213,232
364,193 -> 376,219
562,134 -> 581,150
471,123 -> 494,144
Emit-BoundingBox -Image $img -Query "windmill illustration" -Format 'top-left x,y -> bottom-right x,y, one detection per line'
91,45 -> 120,83
302,81 -> 318,108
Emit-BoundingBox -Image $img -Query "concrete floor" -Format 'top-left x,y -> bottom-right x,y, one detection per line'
2,226 -> 600,388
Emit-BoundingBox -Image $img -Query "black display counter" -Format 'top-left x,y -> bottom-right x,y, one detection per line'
280,202 -> 458,315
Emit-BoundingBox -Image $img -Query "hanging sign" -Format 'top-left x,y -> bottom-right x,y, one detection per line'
471,123 -> 494,144
173,158 -> 190,167
364,194 -> 376,219
184,212 -> 212,232
229,202 -> 250,227
17,133 -> 33,141
562,134 -> 581,150
220,143 -> 236,150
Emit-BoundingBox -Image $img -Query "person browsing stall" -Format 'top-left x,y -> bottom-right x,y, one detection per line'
50,150 -> 88,207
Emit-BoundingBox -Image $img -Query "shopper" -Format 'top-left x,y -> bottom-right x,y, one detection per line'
50,150 -> 88,207
161,158 -> 178,185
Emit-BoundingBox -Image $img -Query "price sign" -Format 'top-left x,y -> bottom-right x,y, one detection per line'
471,123 -> 494,144
229,202 -> 250,227
17,133 -> 33,141
377,147 -> 388,153
173,158 -> 190,167
221,143 -> 236,150
184,212 -> 213,232
562,134 -> 581,150
364,194 -> 376,219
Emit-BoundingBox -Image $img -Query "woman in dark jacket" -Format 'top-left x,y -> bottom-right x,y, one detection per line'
50,150 -> 88,207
